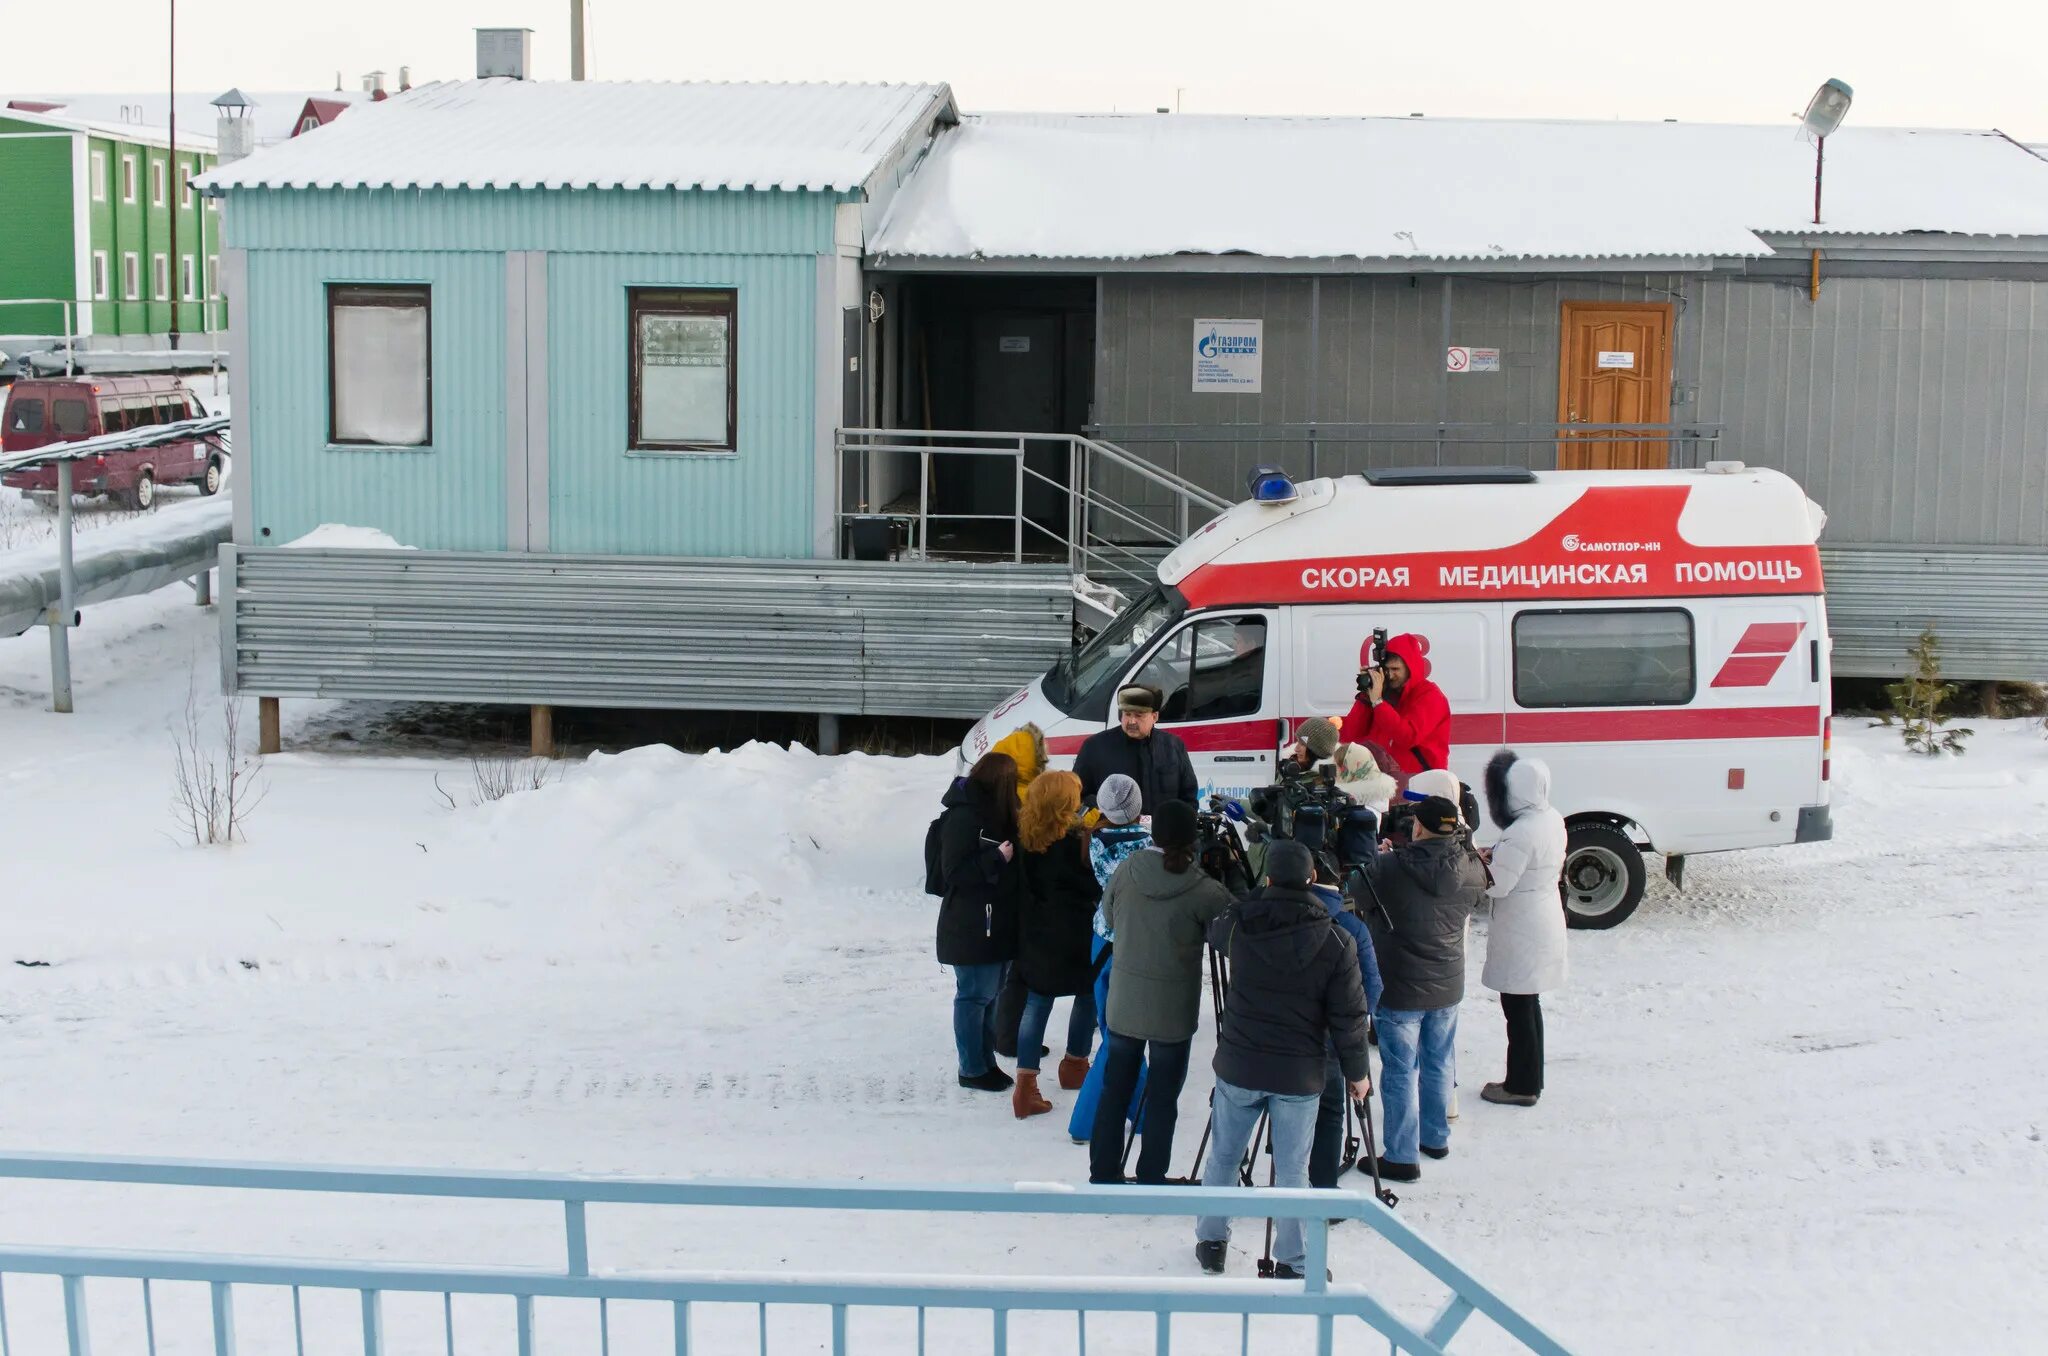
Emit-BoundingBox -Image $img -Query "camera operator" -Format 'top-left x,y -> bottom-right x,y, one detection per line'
1340,632 -> 1451,778
1075,684 -> 1199,815
1350,794 -> 1486,1184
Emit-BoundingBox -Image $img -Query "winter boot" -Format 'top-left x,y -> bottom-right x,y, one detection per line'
1057,1055 -> 1090,1091
1012,1070 -> 1052,1119
1421,1144 -> 1450,1160
1480,1082 -> 1538,1108
959,1069 -> 1011,1093
1270,1263 -> 1333,1282
1374,1156 -> 1421,1183
1195,1241 -> 1227,1275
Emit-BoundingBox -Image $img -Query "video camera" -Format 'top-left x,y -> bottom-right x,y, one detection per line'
1195,795 -> 1258,895
1247,762 -> 1380,881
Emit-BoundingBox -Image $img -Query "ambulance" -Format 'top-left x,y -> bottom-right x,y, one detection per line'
960,462 -> 1834,928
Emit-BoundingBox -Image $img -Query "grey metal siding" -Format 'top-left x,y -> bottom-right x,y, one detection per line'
1822,545 -> 2048,680
226,548 -> 1072,718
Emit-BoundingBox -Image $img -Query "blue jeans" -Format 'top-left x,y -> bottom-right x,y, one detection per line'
1194,1078 -> 1320,1270
1016,987 -> 1097,1072
951,963 -> 1007,1077
1376,1006 -> 1459,1164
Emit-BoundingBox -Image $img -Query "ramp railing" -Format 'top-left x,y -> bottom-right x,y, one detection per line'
835,429 -> 1232,602
0,1152 -> 1573,1356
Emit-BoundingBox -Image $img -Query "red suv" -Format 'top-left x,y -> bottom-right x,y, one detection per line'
2,375 -> 223,510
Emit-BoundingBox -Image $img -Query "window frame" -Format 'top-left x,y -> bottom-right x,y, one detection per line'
150,157 -> 165,207
52,397 -> 90,437
122,252 -> 140,301
90,150 -> 107,202
180,255 -> 197,302
1511,605 -> 1698,710
121,154 -> 137,204
627,287 -> 738,454
151,253 -> 169,301
179,161 -> 195,209
207,254 -> 221,299
325,282 -> 434,448
1129,612 -> 1271,725
91,251 -> 109,301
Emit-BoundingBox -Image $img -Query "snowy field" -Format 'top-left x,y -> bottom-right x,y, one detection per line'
2,569 -> 2045,1354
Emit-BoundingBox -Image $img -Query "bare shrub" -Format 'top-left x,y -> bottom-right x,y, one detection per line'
170,676 -> 267,845
467,755 -> 558,805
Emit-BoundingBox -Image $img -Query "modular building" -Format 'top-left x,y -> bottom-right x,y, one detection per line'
864,115 -> 2048,681
206,85 -> 2048,745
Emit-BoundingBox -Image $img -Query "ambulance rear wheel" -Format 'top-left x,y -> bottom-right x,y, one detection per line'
1561,822 -> 1645,930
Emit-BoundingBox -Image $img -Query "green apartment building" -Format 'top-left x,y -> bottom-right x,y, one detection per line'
0,105 -> 225,345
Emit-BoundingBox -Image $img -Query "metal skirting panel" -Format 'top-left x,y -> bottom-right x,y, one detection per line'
1822,545 -> 2048,681
226,548 -> 1072,717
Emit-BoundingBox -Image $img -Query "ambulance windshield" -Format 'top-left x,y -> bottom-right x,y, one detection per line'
1046,586 -> 1183,716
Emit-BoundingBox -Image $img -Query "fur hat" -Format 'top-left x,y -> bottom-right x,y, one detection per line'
1152,800 -> 1198,852
1116,684 -> 1163,716
1335,743 -> 1399,806
1264,841 -> 1315,890
1097,774 -> 1143,827
1296,717 -> 1340,761
1414,795 -> 1462,836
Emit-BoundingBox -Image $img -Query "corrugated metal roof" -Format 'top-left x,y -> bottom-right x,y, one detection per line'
870,114 -> 2048,263
198,79 -> 955,194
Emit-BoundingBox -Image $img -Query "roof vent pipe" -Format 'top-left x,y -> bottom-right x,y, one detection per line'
368,71 -> 388,101
476,27 -> 534,80
399,66 -> 412,92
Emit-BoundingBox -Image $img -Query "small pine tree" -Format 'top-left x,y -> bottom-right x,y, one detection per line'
1876,627 -> 1974,755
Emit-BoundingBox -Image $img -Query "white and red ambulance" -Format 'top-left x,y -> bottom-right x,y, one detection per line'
960,461 -> 1834,928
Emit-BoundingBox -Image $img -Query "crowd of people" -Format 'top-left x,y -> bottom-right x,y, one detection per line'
928,634 -> 1570,1278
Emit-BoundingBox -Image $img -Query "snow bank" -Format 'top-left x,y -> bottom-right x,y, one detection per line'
283,523 -> 414,550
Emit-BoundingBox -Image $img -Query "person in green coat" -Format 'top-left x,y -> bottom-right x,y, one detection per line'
1088,801 -> 1237,1184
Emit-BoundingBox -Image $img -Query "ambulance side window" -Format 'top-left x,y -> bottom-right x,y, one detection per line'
1514,608 -> 1694,707
1133,616 -> 1267,722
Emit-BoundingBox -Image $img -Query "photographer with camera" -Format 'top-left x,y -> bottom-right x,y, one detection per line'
1075,685 -> 1199,816
1352,794 -> 1486,1183
1340,631 -> 1451,778
1090,801 -> 1236,1185
1193,842 -> 1371,1278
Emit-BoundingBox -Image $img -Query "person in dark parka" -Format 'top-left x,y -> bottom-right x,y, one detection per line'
937,752 -> 1021,1092
1073,684 -> 1200,814
1011,771 -> 1103,1118
1354,794 -> 1486,1181
1194,842 -> 1371,1278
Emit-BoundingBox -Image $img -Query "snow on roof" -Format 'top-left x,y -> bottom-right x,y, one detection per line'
11,91 -> 367,147
0,102 -> 214,153
870,114 -> 2048,263
200,79 -> 956,193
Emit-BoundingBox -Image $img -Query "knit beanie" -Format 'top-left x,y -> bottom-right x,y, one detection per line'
1096,774 -> 1143,827
1264,840 -> 1314,890
1297,717 -> 1340,761
1152,800 -> 1199,852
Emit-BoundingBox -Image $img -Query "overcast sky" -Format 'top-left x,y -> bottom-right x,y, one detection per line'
6,0 -> 2043,141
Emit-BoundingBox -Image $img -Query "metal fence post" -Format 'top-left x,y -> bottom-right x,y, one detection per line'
210,1282 -> 237,1356
564,1200 -> 589,1277
62,1276 -> 90,1356
1014,439 -> 1026,562
918,450 -> 931,560
48,458 -> 76,713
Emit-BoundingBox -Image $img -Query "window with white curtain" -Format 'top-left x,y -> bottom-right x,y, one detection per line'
327,284 -> 432,446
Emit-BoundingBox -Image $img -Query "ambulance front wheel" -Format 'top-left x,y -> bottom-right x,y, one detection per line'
1561,822 -> 1646,930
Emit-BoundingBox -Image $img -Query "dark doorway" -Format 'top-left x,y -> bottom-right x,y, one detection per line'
893,275 -> 1096,554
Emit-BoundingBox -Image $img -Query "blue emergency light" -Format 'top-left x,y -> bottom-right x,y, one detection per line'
1246,465 -> 1297,504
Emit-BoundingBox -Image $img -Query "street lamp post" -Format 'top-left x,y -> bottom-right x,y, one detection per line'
1801,78 -> 1854,302
168,0 -> 180,349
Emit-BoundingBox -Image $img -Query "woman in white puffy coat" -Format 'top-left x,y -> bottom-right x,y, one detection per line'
1478,751 -> 1567,1107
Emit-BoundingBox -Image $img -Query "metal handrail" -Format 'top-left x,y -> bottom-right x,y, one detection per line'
834,429 -> 1226,590
0,1152 -> 1576,1356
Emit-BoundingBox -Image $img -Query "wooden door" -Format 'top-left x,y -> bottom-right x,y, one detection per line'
1556,301 -> 1673,469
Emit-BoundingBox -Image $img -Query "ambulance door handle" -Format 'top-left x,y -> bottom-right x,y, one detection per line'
1809,639 -> 1820,683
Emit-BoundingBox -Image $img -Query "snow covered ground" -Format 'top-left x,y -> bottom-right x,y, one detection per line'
2,578 -> 2045,1354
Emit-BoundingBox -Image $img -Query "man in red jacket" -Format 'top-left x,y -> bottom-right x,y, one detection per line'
1337,633 -> 1451,776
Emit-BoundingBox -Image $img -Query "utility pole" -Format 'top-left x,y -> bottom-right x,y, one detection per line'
570,0 -> 587,80
168,0 -> 180,348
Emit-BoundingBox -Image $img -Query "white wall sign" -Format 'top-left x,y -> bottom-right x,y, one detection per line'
1445,346 -> 1470,372
1448,346 -> 1501,373
1193,318 -> 1263,392
1597,350 -> 1635,369
998,335 -> 1031,353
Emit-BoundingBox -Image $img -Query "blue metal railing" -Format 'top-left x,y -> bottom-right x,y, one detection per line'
0,1153 -> 1574,1356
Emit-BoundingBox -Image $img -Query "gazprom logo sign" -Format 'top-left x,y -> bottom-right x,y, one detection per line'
1193,317 -> 1263,393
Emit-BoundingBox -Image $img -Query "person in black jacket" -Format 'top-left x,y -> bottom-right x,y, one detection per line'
1073,684 -> 1199,815
1193,842 -> 1371,1279
937,752 -> 1021,1093
1353,795 -> 1486,1182
1011,770 -> 1103,1118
